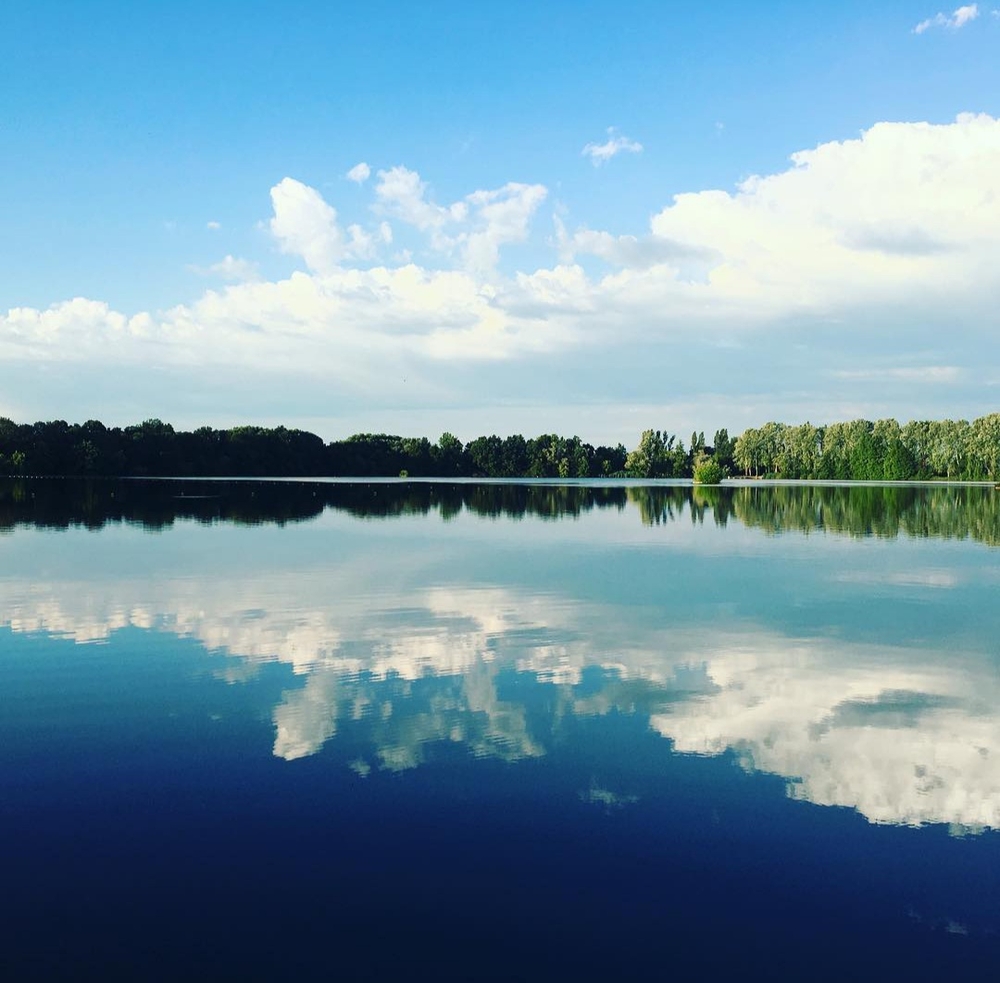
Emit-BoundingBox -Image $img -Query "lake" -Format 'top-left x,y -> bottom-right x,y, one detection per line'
2,478 -> 999,980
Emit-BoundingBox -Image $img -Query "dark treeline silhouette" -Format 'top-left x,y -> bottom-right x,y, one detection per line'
1,414 -> 998,480
0,418 -> 628,479
0,419 -> 330,478
2,478 -> 997,548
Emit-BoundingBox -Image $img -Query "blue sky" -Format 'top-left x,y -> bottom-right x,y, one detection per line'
2,1 -> 999,443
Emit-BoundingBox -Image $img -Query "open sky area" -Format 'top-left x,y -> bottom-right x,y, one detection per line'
2,0 -> 999,444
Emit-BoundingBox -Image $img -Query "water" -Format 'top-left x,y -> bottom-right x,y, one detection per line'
2,479 -> 999,979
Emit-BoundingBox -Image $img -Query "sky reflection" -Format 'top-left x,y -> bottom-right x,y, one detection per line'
3,482 -> 999,833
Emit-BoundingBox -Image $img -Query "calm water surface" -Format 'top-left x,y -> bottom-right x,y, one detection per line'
2,479 -> 999,979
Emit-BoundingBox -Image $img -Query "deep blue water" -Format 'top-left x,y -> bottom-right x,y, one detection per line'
2,479 -> 999,979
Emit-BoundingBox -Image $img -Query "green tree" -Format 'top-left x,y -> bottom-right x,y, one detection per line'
692,453 -> 724,484
712,429 -> 735,472
433,432 -> 465,476
625,430 -> 683,478
971,413 -> 1000,479
734,427 -> 762,477
849,427 -> 879,480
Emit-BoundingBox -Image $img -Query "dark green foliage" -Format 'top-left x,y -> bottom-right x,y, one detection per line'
1,412 -> 997,481
624,430 -> 690,478
0,417 -> 625,481
882,437 -> 916,481
711,428 -> 735,472
0,417 -> 331,478
692,456 -> 724,485
849,427 -> 880,481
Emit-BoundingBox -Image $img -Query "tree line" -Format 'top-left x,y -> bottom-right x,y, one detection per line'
731,416 -> 1000,481
0,414 -> 998,480
0,418 -> 629,479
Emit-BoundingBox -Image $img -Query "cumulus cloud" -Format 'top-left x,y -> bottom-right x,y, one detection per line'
372,166 -> 548,272
269,177 -> 346,274
346,161 -> 371,183
913,4 -> 979,32
582,127 -> 643,165
462,182 -> 548,273
3,114 -> 1000,430
375,165 -> 466,233
640,112 -> 1000,318
206,220 -> 221,231
270,177 -> 394,271
1,298 -> 154,359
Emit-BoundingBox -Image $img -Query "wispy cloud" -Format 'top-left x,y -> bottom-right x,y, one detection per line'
913,4 -> 979,33
188,254 -> 260,282
206,220 -> 221,231
346,161 -> 371,183
582,127 -> 643,166
375,165 -> 465,232
831,367 -> 962,383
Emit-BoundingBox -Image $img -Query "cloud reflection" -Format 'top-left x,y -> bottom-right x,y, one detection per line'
3,548 -> 999,831
650,631 -> 1000,830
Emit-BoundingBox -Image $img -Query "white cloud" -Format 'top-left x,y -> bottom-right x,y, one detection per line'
830,366 -> 962,383
269,177 -> 392,271
3,114 -> 1000,434
342,223 -> 390,261
582,127 -> 643,166
554,216 -> 710,270
372,166 -> 548,273
954,2 -> 981,24
206,220 -> 221,231
346,161 -> 371,183
638,113 -> 1000,319
461,182 -> 547,273
375,165 -> 465,233
0,298 -> 154,360
269,177 -> 346,274
188,255 -> 260,282
913,4 -> 979,32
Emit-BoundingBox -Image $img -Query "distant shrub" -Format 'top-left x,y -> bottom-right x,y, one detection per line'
693,456 -> 724,485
